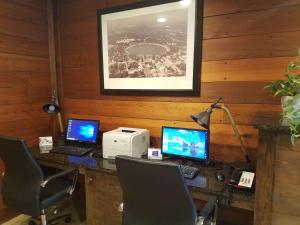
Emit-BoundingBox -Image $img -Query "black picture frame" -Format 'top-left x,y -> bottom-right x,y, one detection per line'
97,0 -> 203,96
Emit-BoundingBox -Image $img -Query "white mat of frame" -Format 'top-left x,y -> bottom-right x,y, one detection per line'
2,214 -> 30,225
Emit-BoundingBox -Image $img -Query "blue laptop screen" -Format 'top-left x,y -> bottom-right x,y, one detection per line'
161,127 -> 209,160
66,119 -> 99,143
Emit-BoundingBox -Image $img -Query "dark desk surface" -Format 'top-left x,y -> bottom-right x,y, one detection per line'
31,147 -> 254,211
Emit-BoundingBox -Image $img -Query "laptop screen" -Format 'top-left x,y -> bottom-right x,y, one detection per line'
66,119 -> 99,144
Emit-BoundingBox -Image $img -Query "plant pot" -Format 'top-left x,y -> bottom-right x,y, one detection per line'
281,96 -> 292,126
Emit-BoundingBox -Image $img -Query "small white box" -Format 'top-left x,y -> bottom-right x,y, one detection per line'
148,148 -> 162,160
39,136 -> 53,153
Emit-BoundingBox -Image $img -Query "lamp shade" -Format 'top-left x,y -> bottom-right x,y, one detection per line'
42,102 -> 60,114
190,108 -> 212,129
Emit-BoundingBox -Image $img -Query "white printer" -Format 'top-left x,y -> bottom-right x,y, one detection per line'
102,127 -> 150,159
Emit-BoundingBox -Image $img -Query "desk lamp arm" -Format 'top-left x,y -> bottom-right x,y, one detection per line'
57,112 -> 64,134
53,91 -> 64,134
217,105 -> 250,163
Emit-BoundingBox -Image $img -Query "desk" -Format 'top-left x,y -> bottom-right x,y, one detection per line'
31,147 -> 254,225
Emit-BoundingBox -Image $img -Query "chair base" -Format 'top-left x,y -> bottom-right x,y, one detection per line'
29,213 -> 72,225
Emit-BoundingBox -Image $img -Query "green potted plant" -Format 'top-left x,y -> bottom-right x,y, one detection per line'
265,49 -> 300,144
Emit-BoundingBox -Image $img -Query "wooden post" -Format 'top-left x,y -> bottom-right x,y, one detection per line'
47,0 -> 64,135
254,129 -> 276,225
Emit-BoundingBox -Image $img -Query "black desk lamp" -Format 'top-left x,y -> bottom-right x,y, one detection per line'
42,91 -> 64,135
191,97 -> 251,164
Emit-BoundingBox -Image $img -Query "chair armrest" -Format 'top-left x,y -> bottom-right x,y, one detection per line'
41,168 -> 79,188
197,196 -> 218,225
199,196 -> 218,218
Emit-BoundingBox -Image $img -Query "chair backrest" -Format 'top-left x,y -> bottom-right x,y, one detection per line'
0,136 -> 43,217
115,155 -> 197,225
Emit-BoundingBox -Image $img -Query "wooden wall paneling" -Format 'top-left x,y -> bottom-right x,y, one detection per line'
57,0 -> 300,21
224,104 -> 281,125
199,82 -> 278,104
204,0 -> 300,17
0,117 -> 51,146
0,54 -> 49,72
0,2 -> 51,141
60,16 -> 97,38
0,0 -> 51,213
29,73 -> 51,88
60,32 -> 97,53
57,0 -> 300,164
10,0 -> 47,10
203,31 -> 300,61
0,33 -> 48,58
59,0 -> 140,23
62,79 -> 280,104
61,51 -> 99,68
0,72 -> 28,88
63,99 -> 224,123
0,87 -> 28,105
209,143 -> 257,162
62,67 -> 99,89
203,5 -> 300,39
59,5 -> 300,46
61,4 -> 300,40
63,99 -> 281,126
62,87 -> 276,105
0,88 -> 49,108
0,1 -> 47,25
0,103 -> 46,123
201,57 -> 291,82
0,16 -> 47,41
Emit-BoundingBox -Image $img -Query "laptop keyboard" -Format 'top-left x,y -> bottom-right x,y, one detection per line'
52,146 -> 93,156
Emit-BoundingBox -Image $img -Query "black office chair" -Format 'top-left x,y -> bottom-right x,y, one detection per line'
0,136 -> 79,225
115,155 -> 218,225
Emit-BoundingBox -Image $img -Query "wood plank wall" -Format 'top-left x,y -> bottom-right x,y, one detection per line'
0,0 -> 51,209
0,0 -> 51,146
57,0 -> 300,162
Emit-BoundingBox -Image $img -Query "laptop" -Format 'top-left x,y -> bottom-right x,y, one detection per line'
52,118 -> 100,156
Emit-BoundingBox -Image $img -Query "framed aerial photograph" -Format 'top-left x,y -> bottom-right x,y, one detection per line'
97,0 -> 203,96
